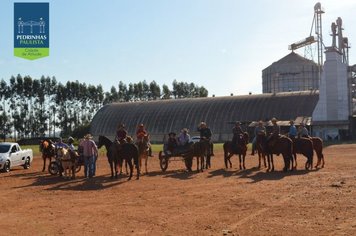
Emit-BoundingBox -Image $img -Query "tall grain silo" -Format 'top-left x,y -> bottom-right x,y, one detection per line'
262,52 -> 319,93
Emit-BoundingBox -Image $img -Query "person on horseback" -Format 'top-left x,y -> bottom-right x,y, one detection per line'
251,120 -> 266,155
298,123 -> 309,138
267,118 -> 280,148
288,120 -> 297,140
67,137 -> 75,151
116,123 -> 128,143
136,124 -> 153,157
197,121 -> 214,156
232,121 -> 244,152
55,137 -> 69,149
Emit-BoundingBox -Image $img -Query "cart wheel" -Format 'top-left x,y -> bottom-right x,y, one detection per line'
159,151 -> 168,172
48,161 -> 59,175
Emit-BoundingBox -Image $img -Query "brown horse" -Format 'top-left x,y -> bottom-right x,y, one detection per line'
257,134 -> 293,172
292,137 -> 314,170
39,139 -> 56,172
56,147 -> 76,179
223,132 -> 249,170
311,137 -> 324,168
97,135 -> 139,180
255,134 -> 267,169
185,140 -> 209,172
136,135 -> 150,174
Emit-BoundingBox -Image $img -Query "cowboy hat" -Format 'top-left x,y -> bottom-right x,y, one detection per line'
168,132 -> 176,136
235,121 -> 241,125
182,128 -> 189,133
271,117 -> 278,122
84,133 -> 93,139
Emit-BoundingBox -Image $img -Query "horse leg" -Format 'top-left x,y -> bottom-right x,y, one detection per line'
257,152 -> 261,169
293,153 -> 297,170
201,156 -> 205,172
136,158 -> 140,180
243,154 -> 246,169
127,159 -> 133,181
321,154 -> 325,168
42,156 -> 46,172
145,155 -> 148,174
125,159 -> 129,175
224,154 -> 228,169
270,154 -> 274,172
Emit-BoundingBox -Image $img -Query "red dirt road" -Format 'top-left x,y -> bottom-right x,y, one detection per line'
0,144 -> 356,235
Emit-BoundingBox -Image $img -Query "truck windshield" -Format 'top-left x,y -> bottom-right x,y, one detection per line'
0,144 -> 11,153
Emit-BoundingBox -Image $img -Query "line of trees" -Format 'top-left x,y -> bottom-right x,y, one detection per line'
0,75 -> 208,140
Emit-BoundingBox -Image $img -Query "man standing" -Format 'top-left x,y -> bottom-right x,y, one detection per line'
80,134 -> 98,178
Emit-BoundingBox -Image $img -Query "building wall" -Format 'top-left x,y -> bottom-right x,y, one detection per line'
90,91 -> 319,143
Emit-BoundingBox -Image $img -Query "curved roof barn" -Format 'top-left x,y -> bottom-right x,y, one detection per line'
90,91 -> 319,142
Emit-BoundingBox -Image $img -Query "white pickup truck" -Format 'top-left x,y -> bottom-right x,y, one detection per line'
0,142 -> 33,172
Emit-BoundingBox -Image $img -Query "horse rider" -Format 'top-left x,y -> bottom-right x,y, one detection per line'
116,123 -> 128,143
197,121 -> 214,156
178,128 -> 190,146
288,120 -> 297,141
267,117 -> 280,147
55,137 -> 69,149
67,136 -> 75,151
298,123 -> 309,138
136,124 -> 153,157
164,132 -> 178,155
251,120 -> 266,155
232,121 -> 244,151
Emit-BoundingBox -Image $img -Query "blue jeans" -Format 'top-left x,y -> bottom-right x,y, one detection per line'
93,155 -> 97,176
84,155 -> 94,178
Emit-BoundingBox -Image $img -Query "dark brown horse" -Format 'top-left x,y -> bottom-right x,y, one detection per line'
311,137 -> 324,168
292,137 -> 314,170
255,134 -> 267,169
223,132 -> 249,169
257,134 -> 293,172
185,140 -> 209,172
98,135 -> 139,180
39,139 -> 56,172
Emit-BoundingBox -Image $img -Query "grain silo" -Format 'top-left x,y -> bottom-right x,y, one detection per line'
262,52 -> 319,93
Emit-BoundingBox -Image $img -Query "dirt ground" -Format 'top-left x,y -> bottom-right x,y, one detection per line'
0,144 -> 356,236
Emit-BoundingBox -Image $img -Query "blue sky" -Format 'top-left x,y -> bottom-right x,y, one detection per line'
1,0 -> 356,96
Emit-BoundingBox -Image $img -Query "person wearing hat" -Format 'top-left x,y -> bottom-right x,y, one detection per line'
197,121 -> 214,156
116,123 -> 128,143
232,121 -> 244,148
165,132 -> 178,155
267,118 -> 280,146
178,128 -> 190,146
79,133 -> 98,178
55,137 -> 69,149
298,123 -> 309,138
251,120 -> 266,155
288,120 -> 297,140
67,136 -> 75,151
135,124 -> 153,157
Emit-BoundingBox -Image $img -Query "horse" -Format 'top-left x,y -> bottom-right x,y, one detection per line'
39,139 -> 56,172
56,147 -> 76,179
255,133 -> 267,169
292,137 -> 314,170
184,140 -> 209,172
98,135 -> 139,180
136,135 -> 150,174
311,137 -> 324,168
257,134 -> 293,172
223,132 -> 249,170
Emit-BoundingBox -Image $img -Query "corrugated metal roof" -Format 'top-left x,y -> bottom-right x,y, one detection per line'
90,90 -> 319,142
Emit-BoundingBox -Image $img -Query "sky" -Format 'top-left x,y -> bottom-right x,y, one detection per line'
1,0 -> 356,97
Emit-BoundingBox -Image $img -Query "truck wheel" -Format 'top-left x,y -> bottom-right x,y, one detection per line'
23,157 -> 31,169
3,160 -> 10,173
